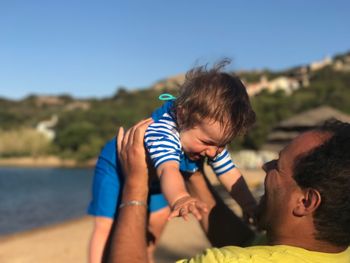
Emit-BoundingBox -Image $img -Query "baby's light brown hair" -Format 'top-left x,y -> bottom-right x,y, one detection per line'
174,59 -> 255,145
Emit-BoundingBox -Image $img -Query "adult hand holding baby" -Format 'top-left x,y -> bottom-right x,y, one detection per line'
117,118 -> 154,196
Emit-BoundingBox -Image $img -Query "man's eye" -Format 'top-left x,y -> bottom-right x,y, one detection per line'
268,160 -> 278,170
272,161 -> 279,171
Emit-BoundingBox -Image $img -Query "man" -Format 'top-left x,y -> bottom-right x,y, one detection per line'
108,119 -> 350,262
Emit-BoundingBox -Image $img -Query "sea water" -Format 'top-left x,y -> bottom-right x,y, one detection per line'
0,166 -> 93,235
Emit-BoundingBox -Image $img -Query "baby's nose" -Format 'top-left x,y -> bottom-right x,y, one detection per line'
206,148 -> 217,158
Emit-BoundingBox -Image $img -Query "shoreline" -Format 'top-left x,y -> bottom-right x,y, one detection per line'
0,156 -> 97,168
0,169 -> 265,262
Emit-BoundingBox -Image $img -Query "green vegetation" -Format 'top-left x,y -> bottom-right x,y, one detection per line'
0,53 -> 349,161
0,128 -> 51,157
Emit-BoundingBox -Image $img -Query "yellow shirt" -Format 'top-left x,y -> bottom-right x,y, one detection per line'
177,245 -> 350,263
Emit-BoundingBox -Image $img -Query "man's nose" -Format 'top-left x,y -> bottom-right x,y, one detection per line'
262,162 -> 267,172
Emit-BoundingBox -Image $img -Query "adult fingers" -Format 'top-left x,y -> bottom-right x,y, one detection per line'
127,118 -> 153,148
133,118 -> 153,145
121,127 -> 132,154
117,126 -> 124,157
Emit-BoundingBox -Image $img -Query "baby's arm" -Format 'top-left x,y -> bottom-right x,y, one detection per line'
218,167 -> 257,223
157,161 -> 207,220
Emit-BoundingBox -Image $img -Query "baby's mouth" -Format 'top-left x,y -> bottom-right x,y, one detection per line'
188,153 -> 201,160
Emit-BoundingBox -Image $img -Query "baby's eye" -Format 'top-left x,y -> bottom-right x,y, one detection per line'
200,140 -> 211,145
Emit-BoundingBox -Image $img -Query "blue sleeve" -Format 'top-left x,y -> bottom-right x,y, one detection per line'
87,138 -> 122,218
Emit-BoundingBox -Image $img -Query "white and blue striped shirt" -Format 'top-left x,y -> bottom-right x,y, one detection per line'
145,109 -> 235,176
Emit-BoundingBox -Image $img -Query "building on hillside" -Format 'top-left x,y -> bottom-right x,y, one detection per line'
267,76 -> 300,95
333,54 -> 350,72
245,75 -> 300,96
310,56 -> 332,72
291,66 -> 310,87
263,106 -> 350,152
245,76 -> 269,96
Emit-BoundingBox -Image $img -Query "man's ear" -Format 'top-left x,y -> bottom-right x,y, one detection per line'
293,188 -> 321,217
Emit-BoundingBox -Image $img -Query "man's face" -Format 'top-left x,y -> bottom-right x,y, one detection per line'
256,132 -> 326,233
179,119 -> 226,161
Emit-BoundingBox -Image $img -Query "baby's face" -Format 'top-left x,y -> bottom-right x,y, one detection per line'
179,119 -> 227,160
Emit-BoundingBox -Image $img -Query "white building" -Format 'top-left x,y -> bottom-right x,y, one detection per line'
310,56 -> 332,71
246,75 -> 300,96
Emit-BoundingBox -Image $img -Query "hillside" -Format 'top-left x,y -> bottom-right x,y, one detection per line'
0,51 -> 349,161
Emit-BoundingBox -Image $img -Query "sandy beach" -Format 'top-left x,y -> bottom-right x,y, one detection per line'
0,156 -> 97,168
0,169 -> 265,263
0,216 -> 211,263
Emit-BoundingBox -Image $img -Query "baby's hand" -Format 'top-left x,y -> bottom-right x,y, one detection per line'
243,204 -> 258,226
168,195 -> 208,221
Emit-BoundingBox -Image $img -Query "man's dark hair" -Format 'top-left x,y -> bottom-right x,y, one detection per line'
174,59 -> 256,145
293,120 -> 350,246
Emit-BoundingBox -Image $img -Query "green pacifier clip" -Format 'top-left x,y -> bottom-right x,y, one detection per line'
159,93 -> 176,101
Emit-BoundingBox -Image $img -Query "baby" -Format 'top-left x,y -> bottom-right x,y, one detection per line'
88,60 -> 256,262
145,60 -> 257,220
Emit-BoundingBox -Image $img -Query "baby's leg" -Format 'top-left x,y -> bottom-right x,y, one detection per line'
147,206 -> 170,263
89,216 -> 113,263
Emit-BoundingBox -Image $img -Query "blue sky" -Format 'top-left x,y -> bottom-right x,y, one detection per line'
1,1 -> 349,100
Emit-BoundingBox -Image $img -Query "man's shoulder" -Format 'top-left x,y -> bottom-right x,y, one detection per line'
99,138 -> 117,161
151,100 -> 175,121
177,245 -> 350,263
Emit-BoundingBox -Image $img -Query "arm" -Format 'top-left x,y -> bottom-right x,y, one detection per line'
218,167 -> 257,223
88,139 -> 121,263
158,161 -> 208,220
186,166 -> 255,247
209,149 -> 257,222
158,161 -> 189,205
89,217 -> 113,263
109,177 -> 149,263
144,119 -> 206,220
108,119 -> 152,263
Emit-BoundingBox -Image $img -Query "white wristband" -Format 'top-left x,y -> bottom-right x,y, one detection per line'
119,200 -> 147,209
